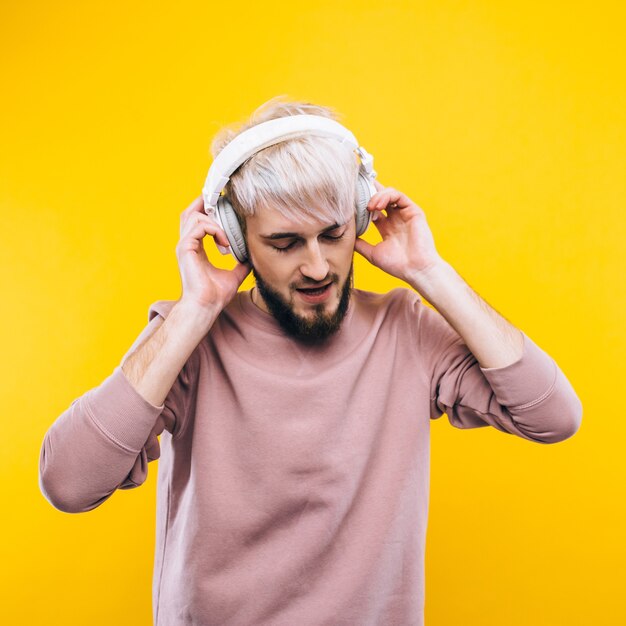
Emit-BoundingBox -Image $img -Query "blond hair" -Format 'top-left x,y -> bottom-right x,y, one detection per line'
209,95 -> 360,236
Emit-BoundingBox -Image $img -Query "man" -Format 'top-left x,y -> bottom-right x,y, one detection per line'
39,97 -> 582,626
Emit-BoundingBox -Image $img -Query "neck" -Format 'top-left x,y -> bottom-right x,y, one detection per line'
251,287 -> 269,313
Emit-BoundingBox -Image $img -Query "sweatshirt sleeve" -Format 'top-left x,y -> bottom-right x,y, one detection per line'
408,292 -> 583,444
38,301 -> 200,513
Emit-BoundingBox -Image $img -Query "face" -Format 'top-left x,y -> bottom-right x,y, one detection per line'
245,205 -> 357,345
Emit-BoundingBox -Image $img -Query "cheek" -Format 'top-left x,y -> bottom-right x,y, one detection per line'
258,256 -> 292,286
249,245 -> 276,275
339,240 -> 356,263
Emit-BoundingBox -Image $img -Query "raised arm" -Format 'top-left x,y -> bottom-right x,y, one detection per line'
38,196 -> 250,513
412,296 -> 582,443
355,182 -> 582,443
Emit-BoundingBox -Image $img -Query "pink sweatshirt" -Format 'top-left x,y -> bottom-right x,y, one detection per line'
39,287 -> 582,625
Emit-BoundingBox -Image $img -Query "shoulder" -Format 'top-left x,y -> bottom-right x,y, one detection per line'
352,286 -> 422,317
349,287 -> 426,336
352,287 -> 457,347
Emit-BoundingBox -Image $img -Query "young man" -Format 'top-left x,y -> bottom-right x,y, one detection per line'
39,97 -> 582,626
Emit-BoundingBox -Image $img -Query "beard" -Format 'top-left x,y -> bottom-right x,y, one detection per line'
250,261 -> 354,346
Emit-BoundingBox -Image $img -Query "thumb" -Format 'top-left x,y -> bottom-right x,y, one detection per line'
354,238 -> 375,264
232,260 -> 252,284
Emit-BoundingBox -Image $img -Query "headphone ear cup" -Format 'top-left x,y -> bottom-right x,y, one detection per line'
354,173 -> 374,237
216,196 -> 248,263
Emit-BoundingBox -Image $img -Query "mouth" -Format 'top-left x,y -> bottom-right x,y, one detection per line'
295,282 -> 333,302
296,282 -> 332,295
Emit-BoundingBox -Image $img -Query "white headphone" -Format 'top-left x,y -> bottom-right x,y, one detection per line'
201,114 -> 378,263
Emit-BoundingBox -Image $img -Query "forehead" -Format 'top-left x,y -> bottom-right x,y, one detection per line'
246,205 -> 349,237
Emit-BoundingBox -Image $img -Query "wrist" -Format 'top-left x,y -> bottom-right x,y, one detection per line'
406,257 -> 454,298
172,299 -> 222,334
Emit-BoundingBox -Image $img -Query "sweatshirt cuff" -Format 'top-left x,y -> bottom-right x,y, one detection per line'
478,332 -> 557,409
84,365 -> 165,453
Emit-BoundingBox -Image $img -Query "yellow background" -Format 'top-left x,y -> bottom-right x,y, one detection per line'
1,0 -> 623,624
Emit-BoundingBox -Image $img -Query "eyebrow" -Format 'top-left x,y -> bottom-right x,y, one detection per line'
259,222 -> 344,240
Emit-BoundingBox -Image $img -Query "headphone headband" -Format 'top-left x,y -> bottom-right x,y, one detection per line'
202,114 -> 376,211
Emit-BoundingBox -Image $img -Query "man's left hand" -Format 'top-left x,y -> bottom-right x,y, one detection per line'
354,180 -> 444,284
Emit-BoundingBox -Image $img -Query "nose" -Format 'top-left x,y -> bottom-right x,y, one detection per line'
299,240 -> 330,282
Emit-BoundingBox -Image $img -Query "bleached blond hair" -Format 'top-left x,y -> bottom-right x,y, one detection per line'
209,95 -> 360,236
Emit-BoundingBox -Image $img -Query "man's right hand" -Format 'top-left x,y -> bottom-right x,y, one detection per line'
176,195 -> 251,312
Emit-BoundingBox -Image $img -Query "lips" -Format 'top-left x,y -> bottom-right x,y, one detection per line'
296,282 -> 332,292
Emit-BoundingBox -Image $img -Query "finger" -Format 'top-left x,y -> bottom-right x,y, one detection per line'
373,179 -> 385,192
375,188 -> 412,210
368,186 -> 402,210
181,216 -> 230,249
180,211 -> 224,241
180,195 -> 207,227
366,202 -> 390,225
368,190 -> 384,209
231,260 -> 252,284
181,195 -> 204,216
353,237 -> 375,263
369,213 -> 393,241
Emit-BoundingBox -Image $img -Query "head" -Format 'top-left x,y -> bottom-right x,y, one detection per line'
210,95 -> 360,344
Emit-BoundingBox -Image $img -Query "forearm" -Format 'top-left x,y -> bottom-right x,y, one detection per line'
408,259 -> 524,369
121,300 -> 219,406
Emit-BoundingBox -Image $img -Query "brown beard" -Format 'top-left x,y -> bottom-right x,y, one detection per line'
250,261 -> 354,345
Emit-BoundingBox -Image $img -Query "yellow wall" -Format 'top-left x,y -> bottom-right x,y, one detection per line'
1,1 -> 623,623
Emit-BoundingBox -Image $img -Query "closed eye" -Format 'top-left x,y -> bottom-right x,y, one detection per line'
272,232 -> 346,253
